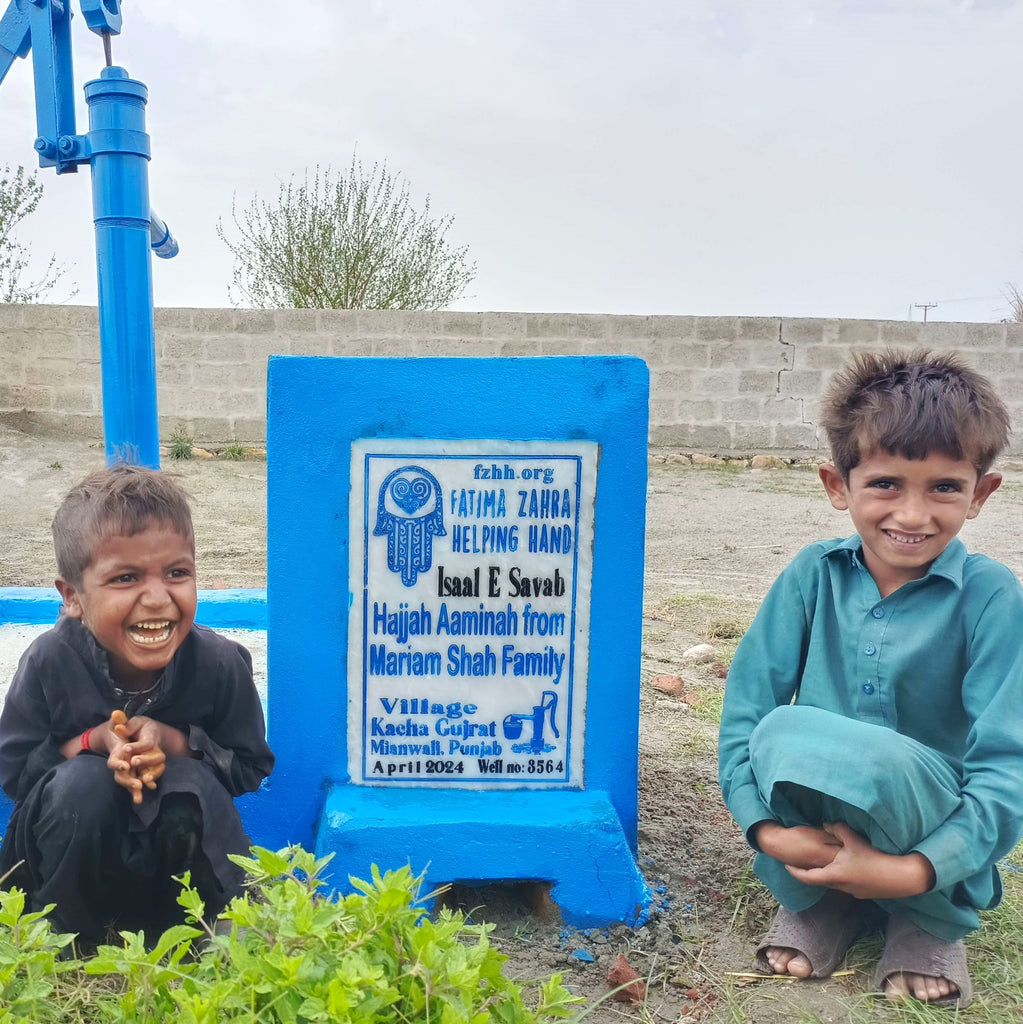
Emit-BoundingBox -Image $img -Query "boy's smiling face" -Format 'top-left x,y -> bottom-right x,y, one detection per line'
819,450 -> 1001,597
55,521 -> 197,690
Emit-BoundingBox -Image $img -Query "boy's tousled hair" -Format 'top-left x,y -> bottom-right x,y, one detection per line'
820,348 -> 1010,479
52,464 -> 194,586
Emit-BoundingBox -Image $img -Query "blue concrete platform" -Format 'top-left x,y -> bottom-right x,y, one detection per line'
318,785 -> 650,927
0,587 -> 267,628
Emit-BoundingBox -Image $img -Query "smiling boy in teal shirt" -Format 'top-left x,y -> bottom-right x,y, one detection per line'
718,349 -> 1023,1006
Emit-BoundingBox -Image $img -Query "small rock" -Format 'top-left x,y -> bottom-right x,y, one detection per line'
242,446 -> 267,459
650,674 -> 684,696
711,661 -> 729,678
751,454 -> 788,470
691,453 -> 724,466
607,954 -> 647,1003
190,446 -> 214,459
665,453 -> 691,464
682,643 -> 716,664
571,948 -> 594,963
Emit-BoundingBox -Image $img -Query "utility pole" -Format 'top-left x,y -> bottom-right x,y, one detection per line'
914,302 -> 938,323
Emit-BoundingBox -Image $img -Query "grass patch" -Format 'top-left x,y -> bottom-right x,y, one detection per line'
675,727 -> 717,758
702,612 -> 753,667
643,627 -> 669,643
221,443 -> 246,460
751,472 -> 824,497
727,861 -> 775,937
687,685 -> 725,724
690,460 -> 747,475
654,593 -> 759,629
706,616 -> 749,640
648,593 -> 756,668
960,854 -> 1023,1018
167,426 -> 193,460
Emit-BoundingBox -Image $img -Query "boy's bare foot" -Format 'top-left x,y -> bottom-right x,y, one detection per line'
884,971 -> 958,1003
755,890 -> 880,979
762,947 -> 813,977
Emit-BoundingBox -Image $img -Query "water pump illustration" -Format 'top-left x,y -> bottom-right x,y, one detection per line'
502,690 -> 560,754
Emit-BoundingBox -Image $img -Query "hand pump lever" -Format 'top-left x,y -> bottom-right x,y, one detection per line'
1,0 -> 177,467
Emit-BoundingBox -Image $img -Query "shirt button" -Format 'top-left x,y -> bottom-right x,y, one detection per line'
872,607 -> 885,618
864,642 -> 876,655
862,682 -> 875,695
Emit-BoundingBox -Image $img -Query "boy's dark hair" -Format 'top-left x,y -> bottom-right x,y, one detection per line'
820,349 -> 1010,479
52,464 -> 194,586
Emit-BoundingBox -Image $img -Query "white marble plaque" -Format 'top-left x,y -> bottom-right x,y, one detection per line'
348,439 -> 596,787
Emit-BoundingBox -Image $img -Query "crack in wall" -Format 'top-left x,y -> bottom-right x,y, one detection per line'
776,320 -> 820,447
776,318 -> 794,397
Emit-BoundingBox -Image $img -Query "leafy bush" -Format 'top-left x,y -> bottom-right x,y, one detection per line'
0,888 -> 77,1021
0,846 -> 583,1023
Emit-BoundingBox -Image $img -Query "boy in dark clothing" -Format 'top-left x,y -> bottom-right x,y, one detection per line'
0,464 -> 274,941
718,350 -> 1023,1006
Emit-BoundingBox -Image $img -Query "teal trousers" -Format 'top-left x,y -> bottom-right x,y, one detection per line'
747,705 -> 999,940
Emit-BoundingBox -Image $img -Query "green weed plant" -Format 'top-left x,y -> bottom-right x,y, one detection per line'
168,427 -> 193,460
0,845 -> 583,1023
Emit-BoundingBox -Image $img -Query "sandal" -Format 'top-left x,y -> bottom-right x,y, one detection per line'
872,914 -> 972,1008
755,890 -> 882,978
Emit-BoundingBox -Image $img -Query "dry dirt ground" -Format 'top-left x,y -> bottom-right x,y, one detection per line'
3,422 -> 1023,1023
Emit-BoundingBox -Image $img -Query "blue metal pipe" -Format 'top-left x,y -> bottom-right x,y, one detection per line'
149,208 -> 178,259
84,66 -> 160,468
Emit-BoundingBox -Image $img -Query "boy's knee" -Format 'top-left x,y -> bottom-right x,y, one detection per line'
749,705 -> 836,763
36,757 -> 122,835
161,758 -> 239,813
750,704 -> 914,769
156,758 -> 247,850
43,755 -> 118,805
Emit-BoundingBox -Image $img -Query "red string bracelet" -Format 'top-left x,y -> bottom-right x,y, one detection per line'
80,727 -> 94,753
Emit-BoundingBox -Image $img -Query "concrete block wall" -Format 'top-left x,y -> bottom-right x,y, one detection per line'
3,304 -> 1022,455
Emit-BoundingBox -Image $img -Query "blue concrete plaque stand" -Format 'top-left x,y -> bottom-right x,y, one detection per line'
259,356 -> 651,926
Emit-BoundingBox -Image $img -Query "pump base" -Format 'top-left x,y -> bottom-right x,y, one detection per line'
316,784 -> 651,927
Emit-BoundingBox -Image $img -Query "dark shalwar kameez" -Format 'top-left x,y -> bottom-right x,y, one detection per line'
0,614 -> 274,940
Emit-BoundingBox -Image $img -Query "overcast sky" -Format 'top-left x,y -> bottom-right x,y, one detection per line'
1,0 -> 1021,322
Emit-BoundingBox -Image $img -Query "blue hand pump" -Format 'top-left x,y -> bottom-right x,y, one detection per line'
0,0 -> 176,468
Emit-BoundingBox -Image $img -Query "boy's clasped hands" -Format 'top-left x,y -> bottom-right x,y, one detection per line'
87,709 -> 191,804
754,820 -> 935,901
106,709 -> 166,803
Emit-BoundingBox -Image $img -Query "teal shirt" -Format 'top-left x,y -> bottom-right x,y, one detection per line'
719,535 -> 1023,892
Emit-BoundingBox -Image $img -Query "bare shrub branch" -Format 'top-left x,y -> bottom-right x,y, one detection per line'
217,157 -> 475,310
0,164 -> 77,304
